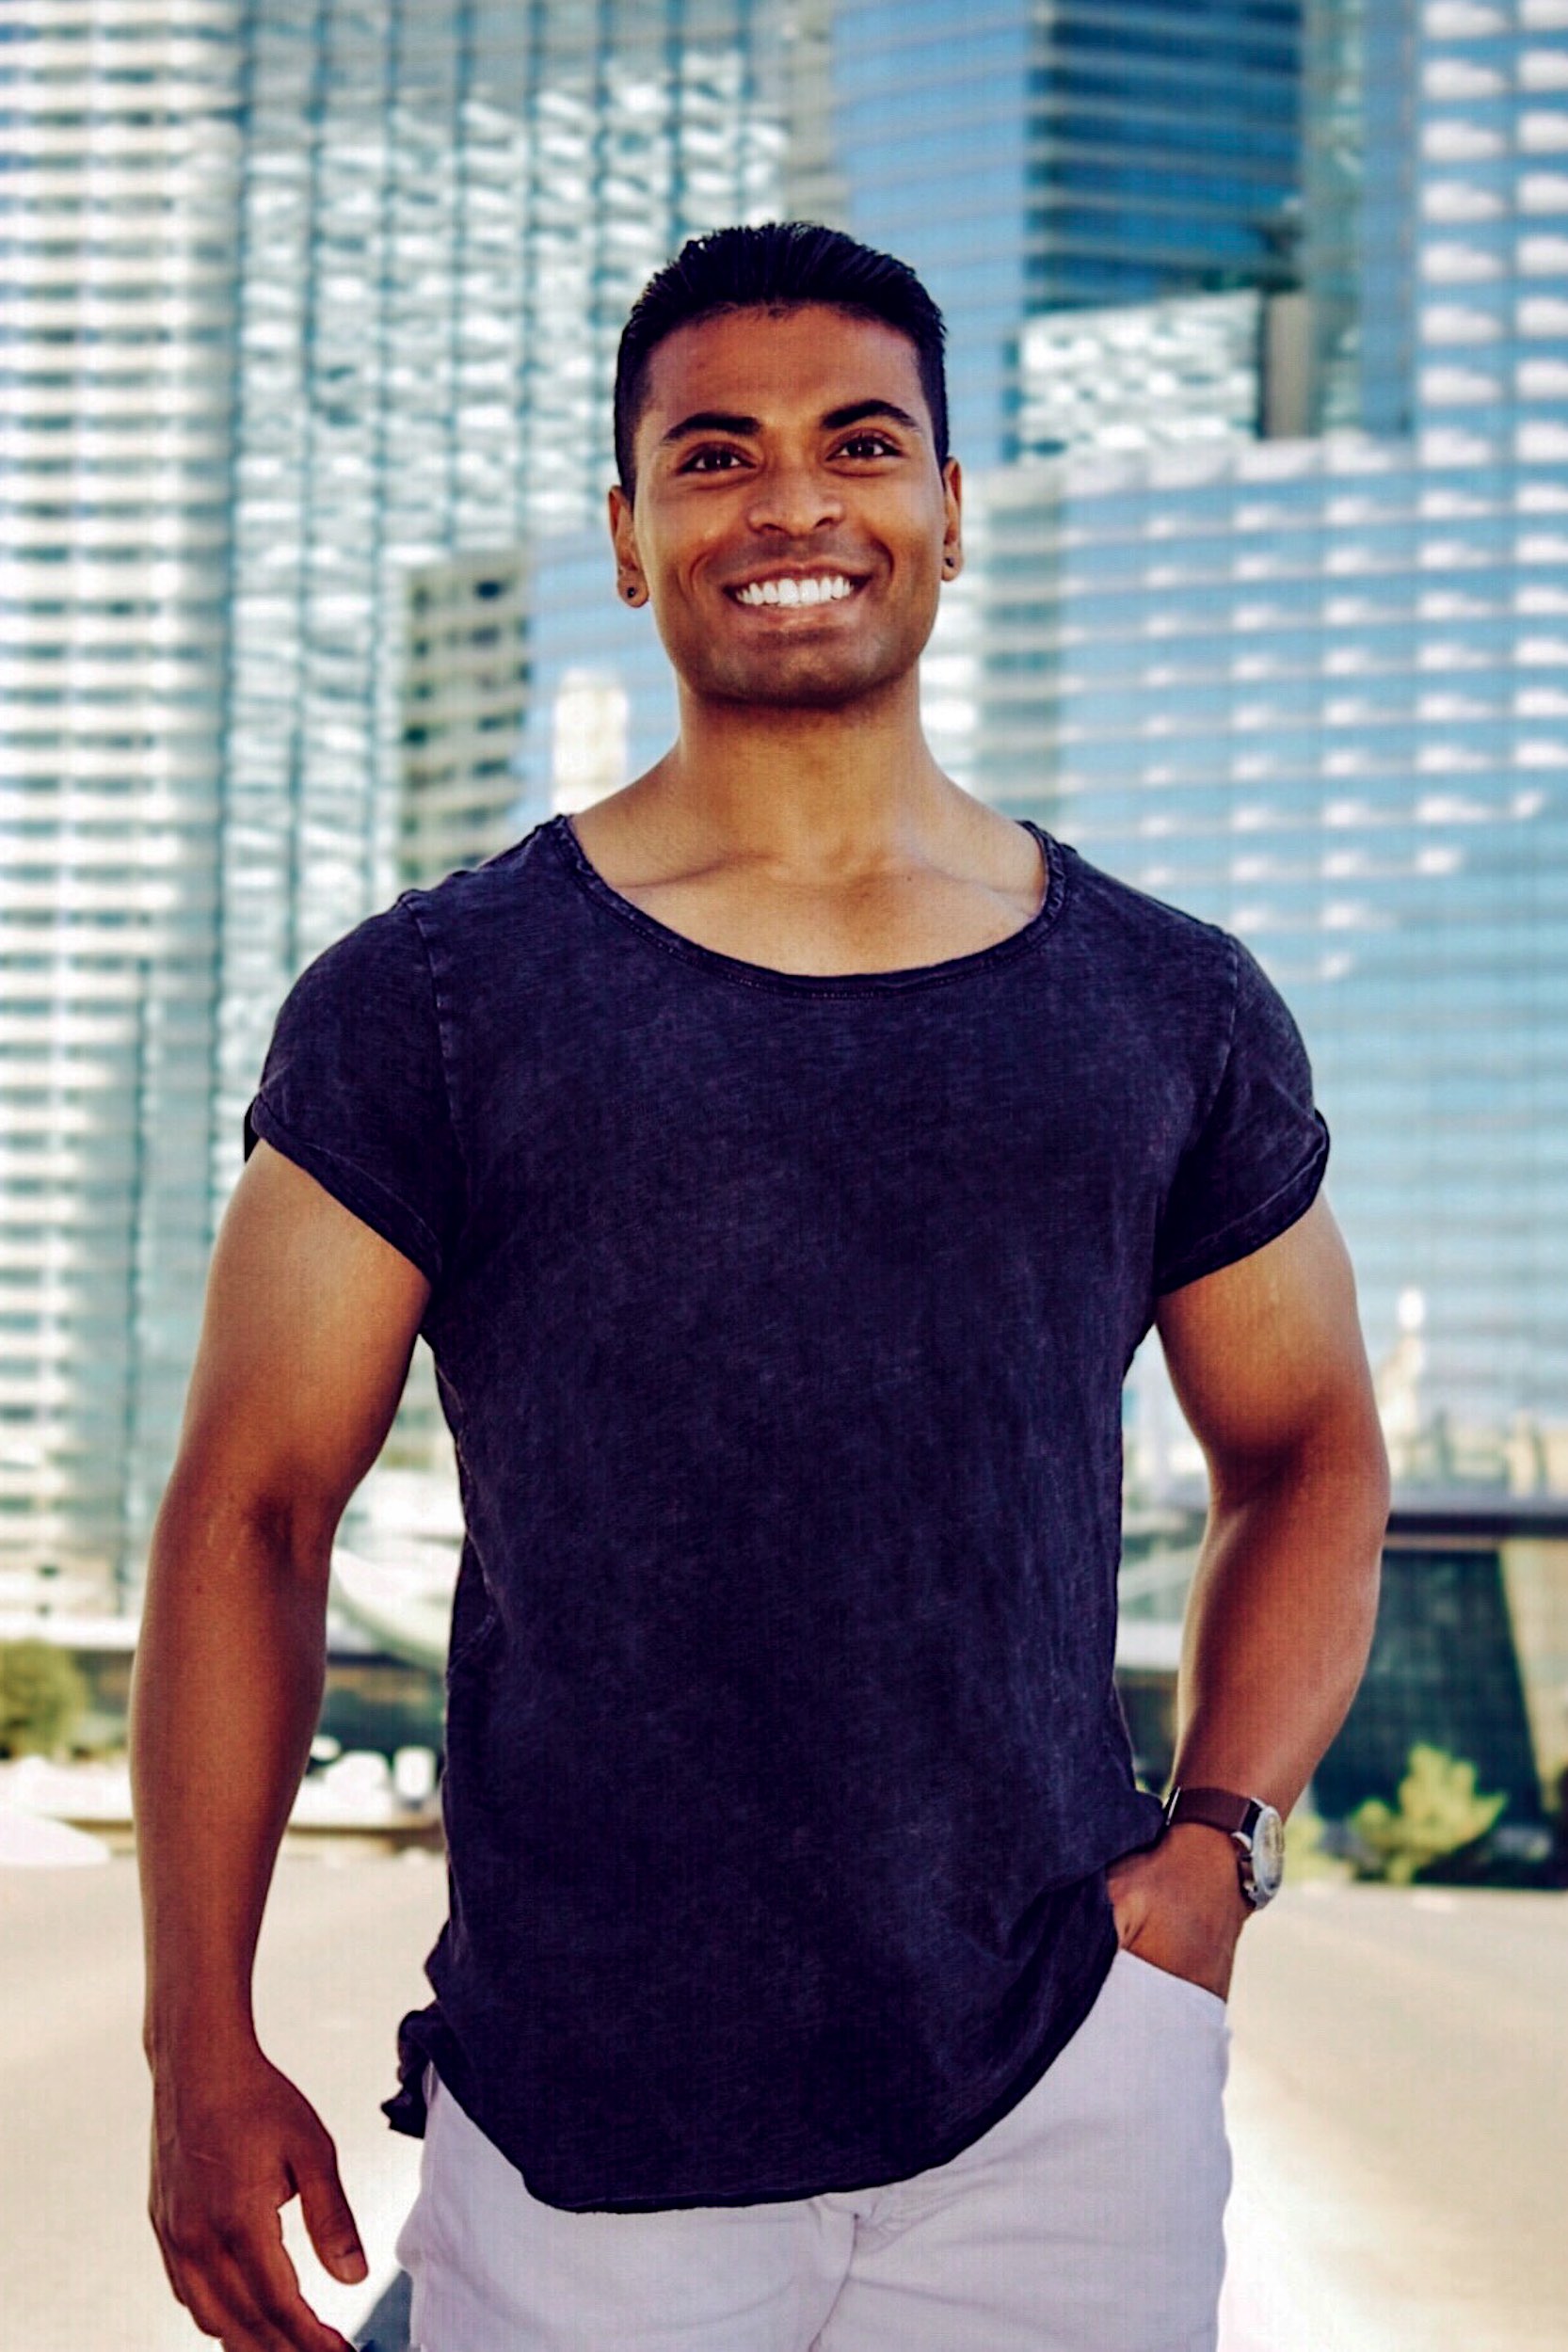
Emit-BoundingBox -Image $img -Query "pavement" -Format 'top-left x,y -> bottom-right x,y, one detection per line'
3,1851 -> 1562,2350
1218,1880 -> 1566,2352
2,1840 -> 436,2350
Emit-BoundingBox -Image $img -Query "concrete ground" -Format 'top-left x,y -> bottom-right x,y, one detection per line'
2,1840 -> 435,2351
1219,1879 -> 1566,2352
2,1850 -> 1561,2349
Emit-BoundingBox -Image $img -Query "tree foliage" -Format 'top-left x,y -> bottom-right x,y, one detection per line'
0,1638 -> 88,1759
1348,1742 -> 1507,1884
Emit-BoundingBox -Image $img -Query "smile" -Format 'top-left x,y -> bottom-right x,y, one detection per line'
729,573 -> 859,609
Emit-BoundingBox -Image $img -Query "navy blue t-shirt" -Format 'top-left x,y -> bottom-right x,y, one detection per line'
243,812 -> 1329,2213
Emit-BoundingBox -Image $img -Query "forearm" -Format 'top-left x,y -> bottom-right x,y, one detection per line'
1170,1410 -> 1389,1817
131,1475 -> 332,2064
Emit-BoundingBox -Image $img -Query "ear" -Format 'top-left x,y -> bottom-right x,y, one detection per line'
607,483 -> 646,605
940,456 -> 964,581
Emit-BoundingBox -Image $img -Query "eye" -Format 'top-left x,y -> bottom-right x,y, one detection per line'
680,445 -> 748,473
837,432 -> 899,460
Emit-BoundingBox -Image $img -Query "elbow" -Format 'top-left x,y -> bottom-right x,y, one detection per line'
1344,1400 -> 1393,1552
1212,1388 -> 1391,1541
1320,1401 -> 1389,1667
1359,1397 -> 1394,1550
1317,1395 -> 1393,1576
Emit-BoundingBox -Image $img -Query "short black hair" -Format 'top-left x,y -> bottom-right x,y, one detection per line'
614,221 -> 949,500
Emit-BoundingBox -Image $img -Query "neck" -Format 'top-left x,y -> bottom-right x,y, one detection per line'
651,668 -> 966,875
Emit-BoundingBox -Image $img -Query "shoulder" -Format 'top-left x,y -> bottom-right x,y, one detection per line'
1055,840 -> 1234,971
275,891 -> 427,1014
397,820 -> 556,938
1051,837 -> 1240,1030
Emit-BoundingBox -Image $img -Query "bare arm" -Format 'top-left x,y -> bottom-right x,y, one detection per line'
130,1139 -> 431,2352
1108,1191 -> 1391,1993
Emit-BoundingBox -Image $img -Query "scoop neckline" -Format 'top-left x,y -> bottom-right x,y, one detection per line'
549,811 -> 1069,996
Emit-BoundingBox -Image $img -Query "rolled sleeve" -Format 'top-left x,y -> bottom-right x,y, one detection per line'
243,894 -> 464,1288
1154,936 -> 1331,1296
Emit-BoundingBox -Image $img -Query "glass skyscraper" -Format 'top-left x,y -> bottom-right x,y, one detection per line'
1,0 -> 795,1605
828,0 -> 1303,467
961,0 -> 1568,1491
2,0 -> 1564,1610
983,425 -> 1566,1488
0,2 -> 245,1609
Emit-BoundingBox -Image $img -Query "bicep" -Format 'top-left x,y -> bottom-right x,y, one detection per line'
1153,1191 -> 1382,1489
167,1138 -> 433,1557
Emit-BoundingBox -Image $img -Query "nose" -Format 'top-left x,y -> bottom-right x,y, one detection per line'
744,456 -> 844,539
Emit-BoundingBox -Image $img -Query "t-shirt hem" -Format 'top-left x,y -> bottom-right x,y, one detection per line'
244,1093 -> 444,1287
1154,1117 -> 1330,1296
382,1879 -> 1132,2215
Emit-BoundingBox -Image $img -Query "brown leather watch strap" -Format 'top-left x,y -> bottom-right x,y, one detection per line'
1164,1785 -> 1253,1835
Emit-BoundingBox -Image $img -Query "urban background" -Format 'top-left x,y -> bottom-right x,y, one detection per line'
2,4 -> 1566,2347
3,0 -> 1565,1867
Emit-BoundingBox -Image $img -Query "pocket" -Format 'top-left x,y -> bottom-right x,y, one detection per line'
1117,1944 -> 1229,2023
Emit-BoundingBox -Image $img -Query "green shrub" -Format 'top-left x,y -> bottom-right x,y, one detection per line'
1347,1742 -> 1507,1884
0,1639 -> 88,1759
1285,1796 -> 1353,1882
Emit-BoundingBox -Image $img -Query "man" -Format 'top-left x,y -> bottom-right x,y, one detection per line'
134,222 -> 1390,2352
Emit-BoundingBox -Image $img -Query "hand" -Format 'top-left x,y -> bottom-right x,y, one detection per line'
148,2040 -> 367,2351
1106,1822 -> 1252,2003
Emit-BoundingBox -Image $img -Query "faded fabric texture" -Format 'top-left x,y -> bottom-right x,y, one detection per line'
243,814 -> 1329,2214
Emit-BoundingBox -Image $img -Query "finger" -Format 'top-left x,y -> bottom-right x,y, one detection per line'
210,2254 -> 334,2352
153,2207 -> 258,2344
165,2241 -> 275,2347
222,2207 -> 357,2352
208,2255 -> 314,2352
151,2210 -> 193,2312
291,2139 -> 368,2285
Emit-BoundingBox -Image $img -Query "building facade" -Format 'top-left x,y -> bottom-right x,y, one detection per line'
0,0 -> 795,1604
3,0 -> 1565,1608
975,423 -> 1566,1490
0,1 -> 247,1608
965,0 -> 1568,1490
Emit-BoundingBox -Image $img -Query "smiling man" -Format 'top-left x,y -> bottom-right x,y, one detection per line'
134,224 -> 1390,2352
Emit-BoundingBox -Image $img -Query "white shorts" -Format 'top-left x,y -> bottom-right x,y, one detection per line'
394,1945 -> 1232,2352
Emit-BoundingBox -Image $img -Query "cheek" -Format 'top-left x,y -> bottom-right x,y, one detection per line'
880,520 -> 946,588
654,551 -> 720,617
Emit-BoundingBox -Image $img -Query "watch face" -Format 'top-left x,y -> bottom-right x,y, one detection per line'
1253,1804 -> 1286,1899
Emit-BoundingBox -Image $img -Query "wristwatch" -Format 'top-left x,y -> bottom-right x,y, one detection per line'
1162,1784 -> 1286,1909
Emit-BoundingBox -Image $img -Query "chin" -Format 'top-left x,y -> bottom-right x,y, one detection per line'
726,675 -> 877,713
696,642 -> 909,712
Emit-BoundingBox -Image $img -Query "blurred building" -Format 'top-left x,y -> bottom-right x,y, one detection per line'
397,549 -> 531,887
0,0 -> 794,1606
960,0 -> 1568,1490
0,4 -> 246,1612
823,0 -> 1304,467
982,424 -> 1565,1490
1016,290 -> 1281,458
2,0 -> 1566,1620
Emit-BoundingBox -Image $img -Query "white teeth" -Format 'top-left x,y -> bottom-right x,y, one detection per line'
734,574 -> 854,607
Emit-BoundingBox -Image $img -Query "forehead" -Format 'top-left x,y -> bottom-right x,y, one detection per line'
638,305 -> 930,439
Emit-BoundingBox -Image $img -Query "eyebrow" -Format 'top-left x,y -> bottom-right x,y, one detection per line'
657,398 -> 925,451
